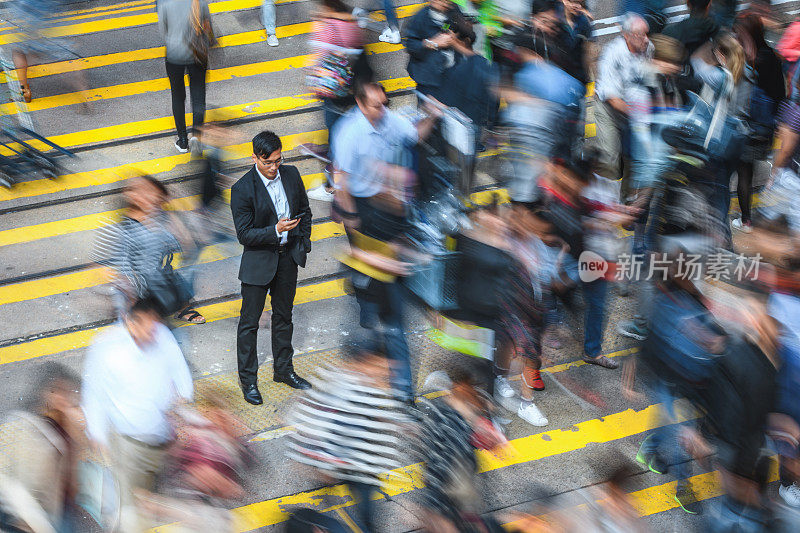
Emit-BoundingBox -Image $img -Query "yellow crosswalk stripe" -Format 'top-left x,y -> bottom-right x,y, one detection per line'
150,403 -> 677,532
19,2 -> 420,81
0,219 -> 344,306
0,0 -> 307,44
0,191 -> 512,361
0,277 -> 347,365
0,6 -> 421,114
0,128 -> 328,202
12,64 -> 409,154
0,192 -> 204,247
0,113 -> 595,204
46,0 -> 154,20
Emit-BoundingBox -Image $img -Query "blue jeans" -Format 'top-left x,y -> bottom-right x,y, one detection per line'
349,482 -> 376,532
640,380 -> 691,483
582,278 -> 607,357
356,280 -> 413,399
261,0 -> 276,34
373,0 -> 398,29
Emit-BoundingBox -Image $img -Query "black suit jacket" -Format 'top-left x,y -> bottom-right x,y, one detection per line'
230,165 -> 312,285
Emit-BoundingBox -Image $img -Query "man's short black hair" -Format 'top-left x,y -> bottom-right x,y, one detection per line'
687,0 -> 711,13
252,130 -> 282,159
354,79 -> 384,103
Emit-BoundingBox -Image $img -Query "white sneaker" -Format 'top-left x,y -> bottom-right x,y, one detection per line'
307,185 -> 334,202
379,27 -> 401,44
731,217 -> 752,233
517,400 -> 548,427
780,483 -> 800,507
266,34 -> 279,47
352,7 -> 369,28
494,376 -> 515,399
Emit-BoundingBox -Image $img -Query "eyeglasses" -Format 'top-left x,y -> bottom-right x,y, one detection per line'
257,156 -> 284,168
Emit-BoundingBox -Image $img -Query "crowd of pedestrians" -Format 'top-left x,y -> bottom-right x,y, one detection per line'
7,0 -> 800,531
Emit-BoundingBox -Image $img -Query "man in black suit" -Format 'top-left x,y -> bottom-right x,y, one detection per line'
231,130 -> 312,405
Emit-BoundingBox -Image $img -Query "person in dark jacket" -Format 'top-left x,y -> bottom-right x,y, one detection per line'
230,131 -> 313,404
438,21 -> 498,134
662,0 -> 719,57
403,0 -> 467,97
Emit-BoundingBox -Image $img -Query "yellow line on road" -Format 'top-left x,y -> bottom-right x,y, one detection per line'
0,190 -> 203,247
0,277 -> 347,365
0,128 -> 328,202
16,70 -> 410,154
5,3 -> 421,81
0,39 -> 406,112
0,219 -> 344,306
151,403 -> 674,532
0,0 -> 313,45
46,0 -> 154,19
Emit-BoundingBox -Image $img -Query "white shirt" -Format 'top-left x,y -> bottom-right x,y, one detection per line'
595,36 -> 654,103
82,322 -> 194,447
255,165 -> 290,244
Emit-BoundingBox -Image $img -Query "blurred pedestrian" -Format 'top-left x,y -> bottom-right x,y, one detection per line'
82,298 -> 194,533
416,368 -> 506,532
305,0 -> 369,202
93,175 -> 205,324
231,130 -> 313,404
7,0 -> 89,105
731,13 -> 786,233
501,31 -> 583,204
158,0 -> 214,153
136,398 -> 252,532
538,157 -> 622,369
287,342 -> 409,532
263,0 -> 279,46
593,12 -> 653,193
403,0 -> 468,97
662,0 -> 720,58
353,0 -> 402,44
0,364 -> 83,533
690,34 -> 751,246
332,81 -> 438,398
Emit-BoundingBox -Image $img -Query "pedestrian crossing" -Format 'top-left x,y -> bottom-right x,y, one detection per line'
0,1 -> 773,529
149,401 -> 704,532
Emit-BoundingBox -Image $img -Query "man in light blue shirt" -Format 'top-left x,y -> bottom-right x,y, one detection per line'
332,85 -> 420,201
331,81 -> 438,400
255,164 -> 290,244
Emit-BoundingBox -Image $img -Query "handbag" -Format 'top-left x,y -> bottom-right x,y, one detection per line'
306,24 -> 354,99
146,254 -> 194,316
189,0 -> 216,66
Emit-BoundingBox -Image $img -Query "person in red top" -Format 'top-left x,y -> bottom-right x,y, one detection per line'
306,0 -> 370,202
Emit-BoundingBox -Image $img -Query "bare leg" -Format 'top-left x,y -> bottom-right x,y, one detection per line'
12,50 -> 30,102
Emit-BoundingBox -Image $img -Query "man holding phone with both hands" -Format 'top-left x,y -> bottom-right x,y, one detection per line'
231,130 -> 313,405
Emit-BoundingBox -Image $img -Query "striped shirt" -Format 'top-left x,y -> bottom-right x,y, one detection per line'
93,214 -> 181,298
287,364 -> 410,486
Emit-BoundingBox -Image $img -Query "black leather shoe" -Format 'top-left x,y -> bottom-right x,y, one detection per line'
274,371 -> 311,390
241,383 -> 263,405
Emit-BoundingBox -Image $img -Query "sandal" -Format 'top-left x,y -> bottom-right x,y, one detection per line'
582,354 -> 619,369
175,307 -> 206,324
20,85 -> 31,103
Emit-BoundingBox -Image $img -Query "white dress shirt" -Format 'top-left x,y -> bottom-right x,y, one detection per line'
255,165 -> 291,244
82,322 -> 194,447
